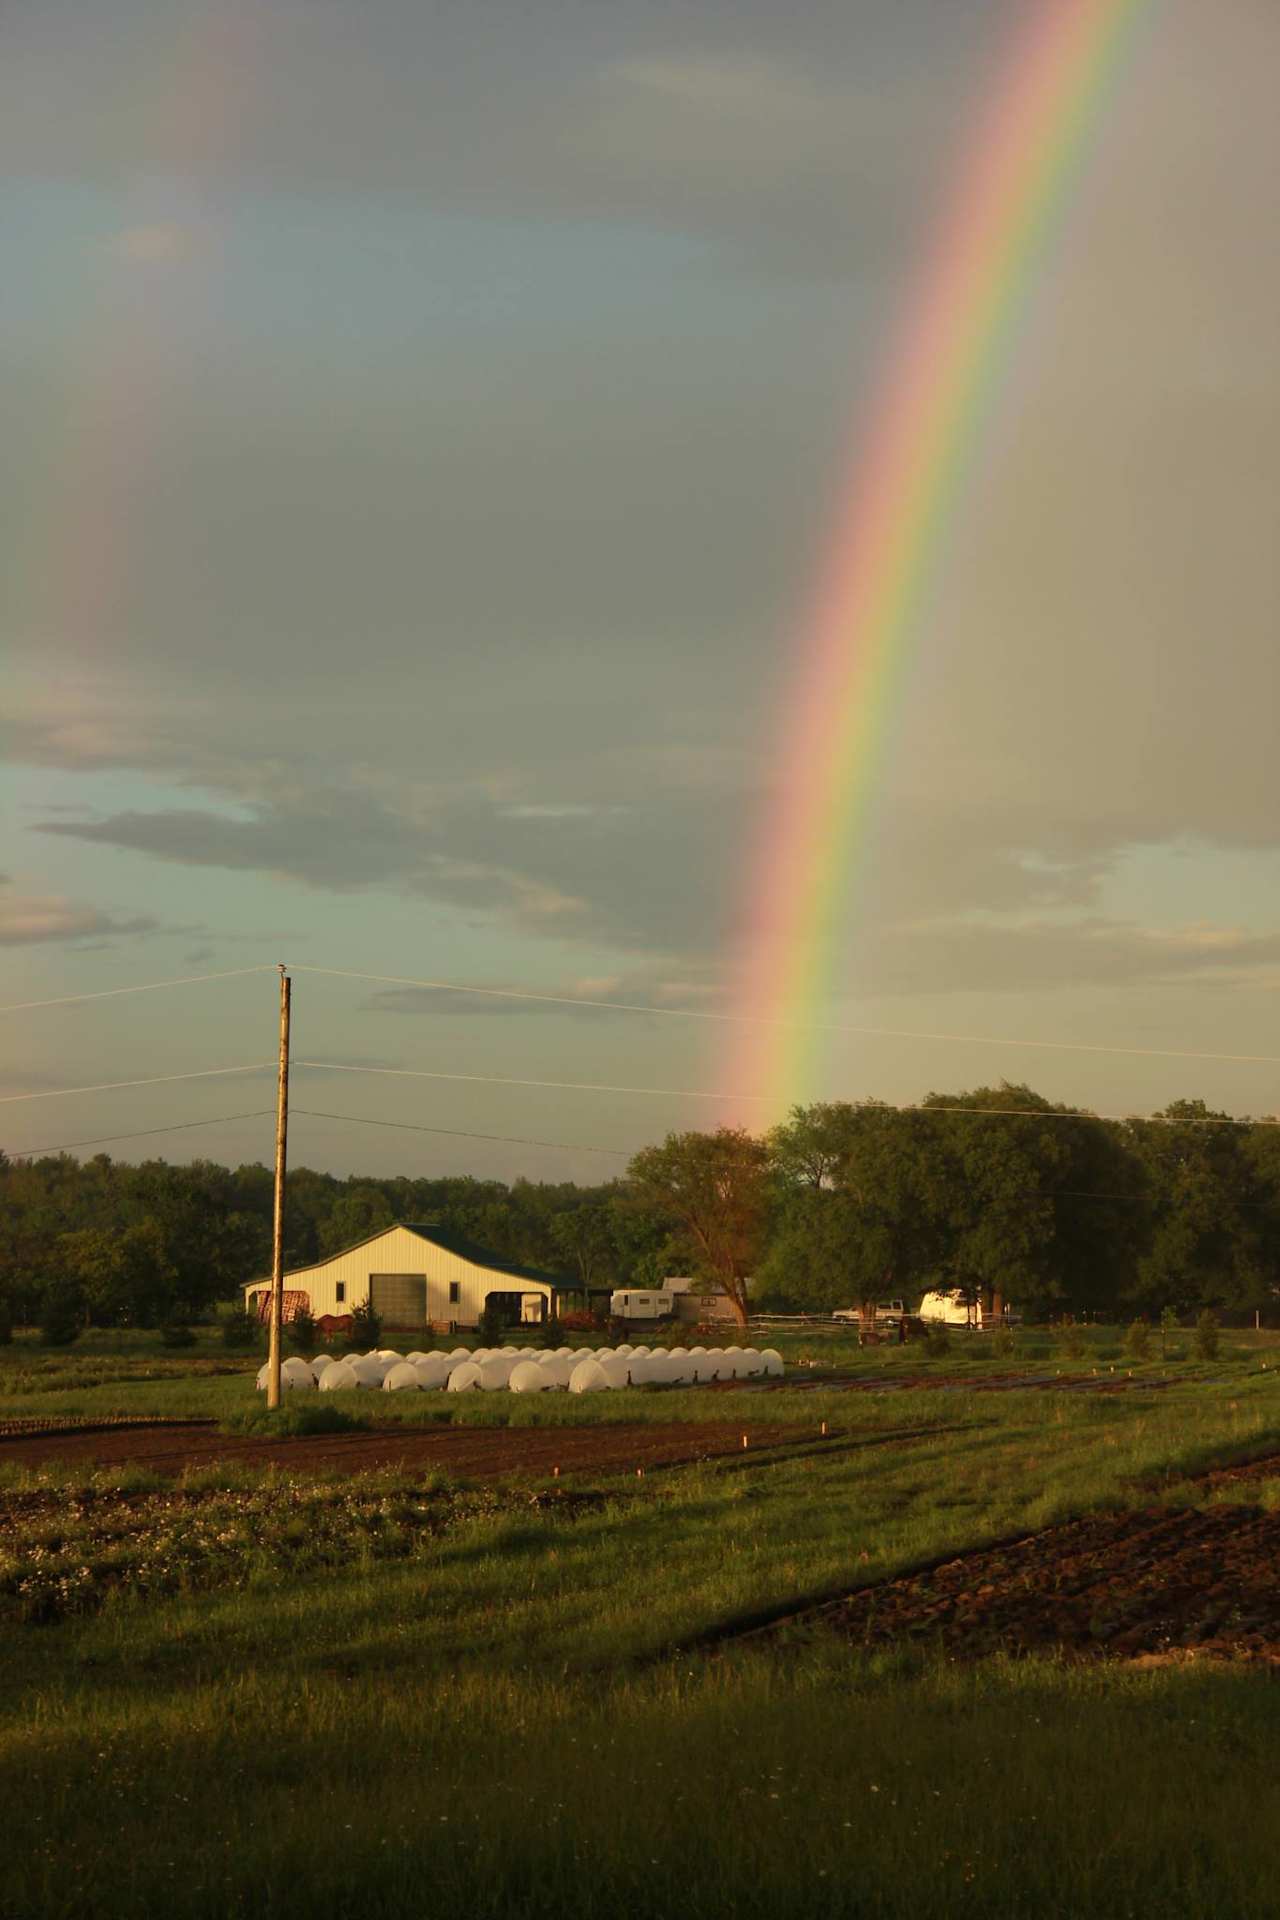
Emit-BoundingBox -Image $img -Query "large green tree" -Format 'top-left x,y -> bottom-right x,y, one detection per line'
1126,1101 -> 1268,1315
626,1128 -> 770,1328
920,1085 -> 1145,1323
763,1103 -> 945,1317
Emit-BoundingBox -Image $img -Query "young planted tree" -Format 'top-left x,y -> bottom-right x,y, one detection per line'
626,1128 -> 770,1329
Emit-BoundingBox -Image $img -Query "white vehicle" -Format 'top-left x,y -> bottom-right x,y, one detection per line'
833,1299 -> 906,1324
918,1290 -> 1020,1329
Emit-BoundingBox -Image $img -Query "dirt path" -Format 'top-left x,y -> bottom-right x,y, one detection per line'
770,1500 -> 1280,1662
0,1418 -> 805,1480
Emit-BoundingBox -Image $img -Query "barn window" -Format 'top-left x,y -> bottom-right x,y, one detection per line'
449,1282 -> 460,1304
336,1283 -> 346,1304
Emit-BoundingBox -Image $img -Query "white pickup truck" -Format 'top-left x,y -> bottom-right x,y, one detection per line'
832,1299 -> 906,1324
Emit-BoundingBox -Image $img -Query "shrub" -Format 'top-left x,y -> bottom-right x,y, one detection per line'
1057,1322 -> 1088,1361
0,1295 -> 13,1345
1194,1309 -> 1221,1362
222,1402 -> 368,1438
477,1303 -> 506,1344
349,1300 -> 382,1349
288,1308 -> 317,1352
222,1312 -> 259,1350
924,1324 -> 950,1360
561,1308 -> 605,1333
1124,1319 -> 1152,1363
160,1321 -> 197,1349
39,1283 -> 82,1348
537,1316 -> 563,1350
989,1324 -> 1015,1360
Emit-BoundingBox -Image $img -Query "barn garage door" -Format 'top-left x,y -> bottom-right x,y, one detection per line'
369,1273 -> 427,1325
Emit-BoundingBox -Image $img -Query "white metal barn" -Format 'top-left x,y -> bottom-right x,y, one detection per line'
244,1223 -> 572,1332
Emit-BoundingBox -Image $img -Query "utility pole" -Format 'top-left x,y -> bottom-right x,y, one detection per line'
266,964 -> 292,1410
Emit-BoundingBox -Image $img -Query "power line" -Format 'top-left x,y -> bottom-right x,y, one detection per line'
293,1059 -> 765,1103
0,964 -> 274,1015
3,950 -> 1271,1070
0,1063 -> 274,1106
290,962 -> 1280,1068
10,1111 -> 274,1158
292,1062 -> 1277,1130
291,1107 -> 630,1157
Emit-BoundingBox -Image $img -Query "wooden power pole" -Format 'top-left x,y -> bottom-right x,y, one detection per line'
266,964 -> 292,1410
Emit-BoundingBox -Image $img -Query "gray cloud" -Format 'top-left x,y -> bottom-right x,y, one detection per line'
3,0 -> 1279,1062
0,885 -> 160,948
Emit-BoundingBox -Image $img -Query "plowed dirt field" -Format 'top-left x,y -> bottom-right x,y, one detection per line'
0,1418 -> 800,1479
778,1498 -> 1280,1662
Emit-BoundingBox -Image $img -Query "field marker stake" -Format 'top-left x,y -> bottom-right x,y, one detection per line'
742,1434 -> 749,1450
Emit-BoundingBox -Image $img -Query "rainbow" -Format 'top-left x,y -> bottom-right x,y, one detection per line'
725,0 -> 1153,1120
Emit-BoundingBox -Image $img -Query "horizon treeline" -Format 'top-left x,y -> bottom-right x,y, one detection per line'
2,1083 -> 1278,1330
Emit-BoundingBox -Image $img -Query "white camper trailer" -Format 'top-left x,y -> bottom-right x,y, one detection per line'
609,1288 -> 674,1321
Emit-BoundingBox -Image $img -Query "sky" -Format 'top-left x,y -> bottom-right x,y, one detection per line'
2,0 -> 1277,1184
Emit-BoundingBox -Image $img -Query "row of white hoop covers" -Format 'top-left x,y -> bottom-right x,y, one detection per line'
257,1344 -> 785,1394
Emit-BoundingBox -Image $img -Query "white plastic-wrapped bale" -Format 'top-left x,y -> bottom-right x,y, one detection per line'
255,1357 -> 312,1391
691,1353 -> 721,1383
630,1345 -> 651,1357
376,1349 -> 404,1363
614,1343 -> 634,1358
537,1355 -> 574,1388
500,1346 -> 522,1358
449,1346 -> 472,1363
556,1346 -> 574,1358
597,1354 -> 632,1390
310,1353 -> 335,1380
382,1361 -> 422,1392
447,1361 -> 482,1393
477,1357 -> 517,1391
624,1354 -> 656,1385
405,1351 -> 427,1364
641,1352 -> 671,1384
739,1348 -> 764,1376
413,1355 -> 452,1389
761,1348 -> 785,1378
568,1358 -> 608,1394
508,1360 -> 550,1394
318,1360 -> 358,1392
347,1358 -> 383,1389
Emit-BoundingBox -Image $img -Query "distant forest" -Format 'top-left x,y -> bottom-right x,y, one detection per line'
2,1084 -> 1278,1330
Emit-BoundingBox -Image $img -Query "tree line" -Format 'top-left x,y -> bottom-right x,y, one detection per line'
2,1083 -> 1277,1332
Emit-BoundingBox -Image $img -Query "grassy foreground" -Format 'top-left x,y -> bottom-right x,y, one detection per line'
1,1342 -> 1278,1917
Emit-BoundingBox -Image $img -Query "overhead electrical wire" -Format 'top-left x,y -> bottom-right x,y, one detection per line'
290,1107 -> 630,1157
291,1061 -> 1276,1129
289,963 -> 1280,1068
5,954 -> 1267,1068
293,1059 -> 764,1103
0,1063 -> 275,1105
0,964 -> 274,1015
11,1111 -> 274,1158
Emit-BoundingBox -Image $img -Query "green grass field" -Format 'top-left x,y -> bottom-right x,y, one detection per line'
2,1328 -> 1278,1917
